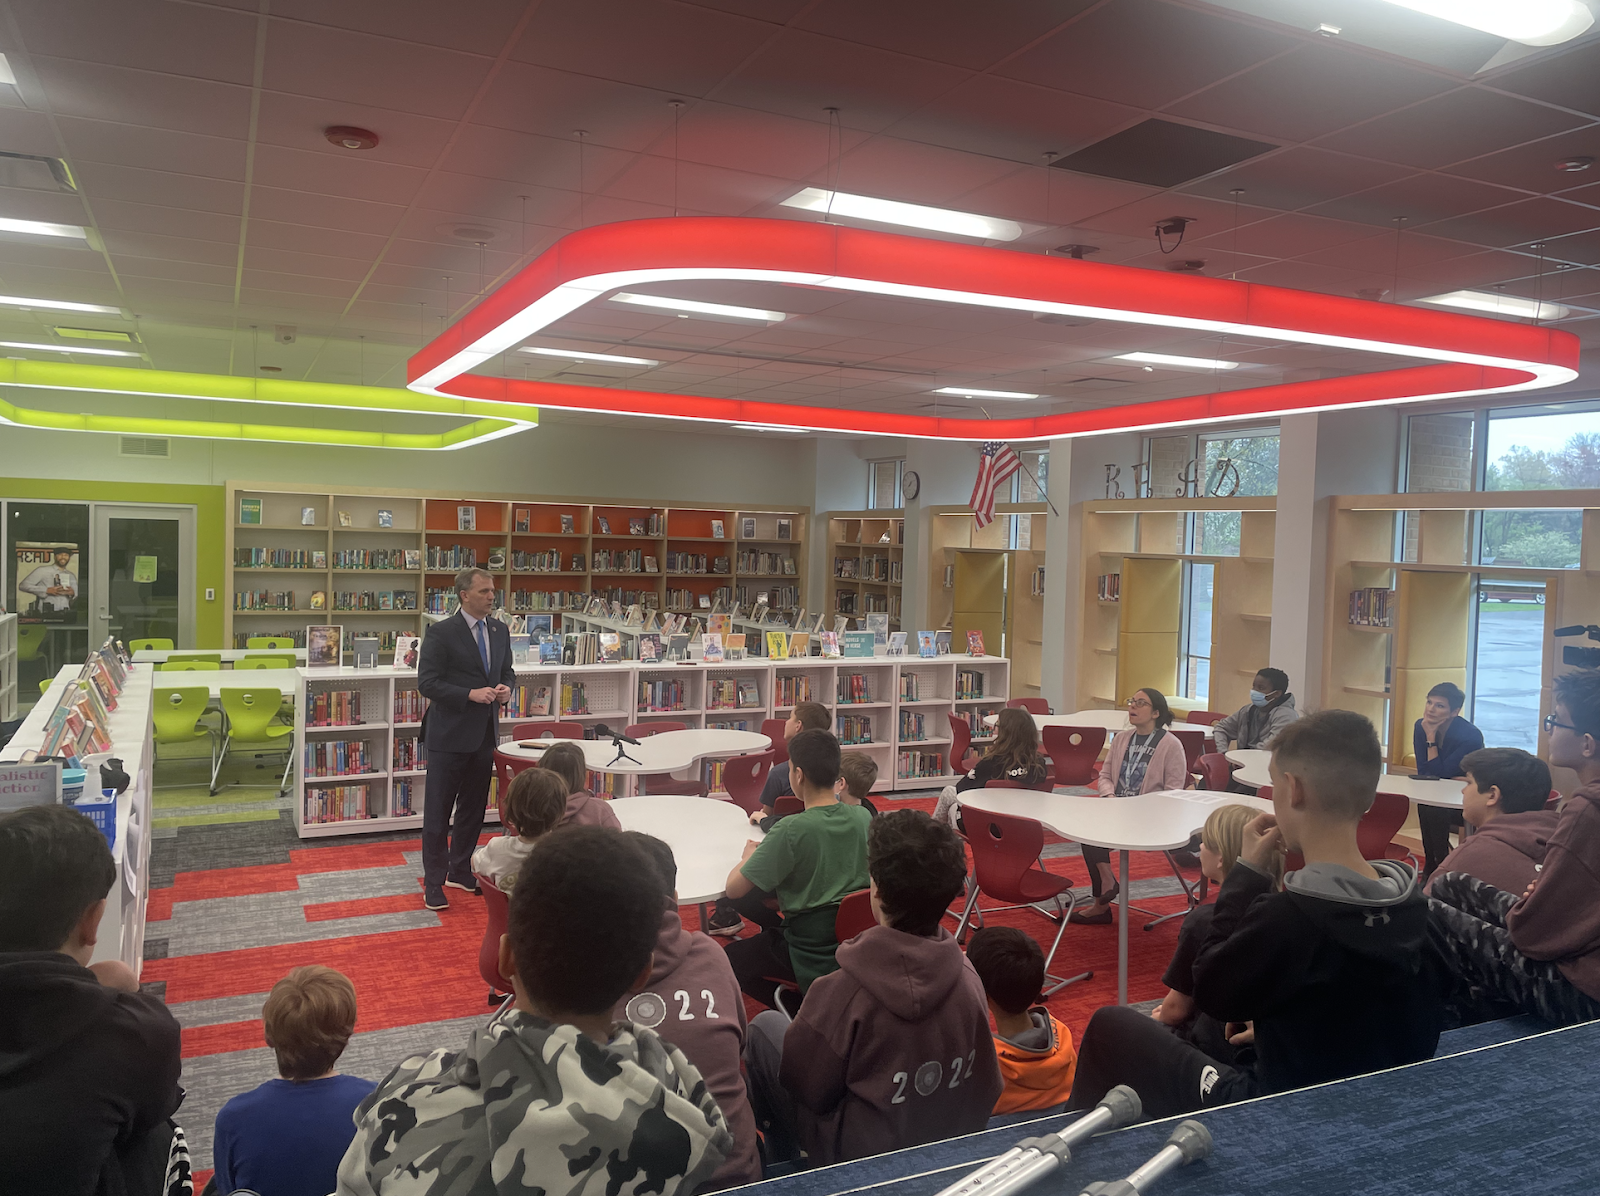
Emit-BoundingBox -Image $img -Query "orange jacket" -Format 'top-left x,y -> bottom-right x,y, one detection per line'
991,1009 -> 1078,1113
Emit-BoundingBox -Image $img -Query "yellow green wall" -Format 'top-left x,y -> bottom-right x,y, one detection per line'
0,478 -> 226,648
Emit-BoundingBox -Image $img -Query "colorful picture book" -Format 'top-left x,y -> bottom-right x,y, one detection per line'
638,633 -> 662,662
967,629 -> 985,656
393,634 -> 421,669
917,631 -> 938,657
765,630 -> 789,660
598,633 -> 621,662
820,631 -> 841,658
238,497 -> 261,524
306,625 -> 342,667
701,632 -> 724,664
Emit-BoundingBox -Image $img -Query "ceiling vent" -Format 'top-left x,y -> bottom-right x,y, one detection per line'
0,150 -> 76,193
119,435 -> 170,459
1053,119 -> 1277,189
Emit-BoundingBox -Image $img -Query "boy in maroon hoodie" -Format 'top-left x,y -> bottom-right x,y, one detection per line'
616,832 -> 762,1190
1424,747 -> 1555,898
744,810 -> 1000,1165
1430,669 -> 1600,1024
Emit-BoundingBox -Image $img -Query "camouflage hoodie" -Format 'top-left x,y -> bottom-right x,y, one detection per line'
336,1008 -> 732,1196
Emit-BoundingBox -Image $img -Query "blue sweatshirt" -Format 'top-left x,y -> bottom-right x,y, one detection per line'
213,1073 -> 375,1196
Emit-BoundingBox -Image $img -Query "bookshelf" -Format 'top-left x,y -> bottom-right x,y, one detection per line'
289,654 -> 1010,836
828,513 -> 904,630
1077,497 -> 1277,712
0,613 -> 16,721
227,484 -> 806,657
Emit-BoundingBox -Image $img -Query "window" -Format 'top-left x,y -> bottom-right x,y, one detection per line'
1010,448 -> 1048,502
868,459 -> 903,510
1180,562 -> 1214,703
1141,428 -> 1278,502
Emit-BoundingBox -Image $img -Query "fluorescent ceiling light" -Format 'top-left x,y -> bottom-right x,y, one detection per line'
54,326 -> 135,342
610,292 -> 785,323
1114,352 -> 1240,370
519,345 -> 659,366
0,340 -> 140,357
1416,289 -> 1570,321
934,386 -> 1041,400
0,55 -> 16,87
1379,0 -> 1593,46
780,187 -> 1024,242
0,216 -> 87,240
0,294 -> 120,314
732,423 -> 807,433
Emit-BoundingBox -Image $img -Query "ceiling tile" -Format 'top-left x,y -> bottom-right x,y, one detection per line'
247,185 -> 405,236
11,0 -> 259,86
56,117 -> 247,182
74,160 -> 245,216
827,136 -> 1020,207
246,218 -> 390,260
1178,146 -> 1414,212
102,230 -> 240,267
1442,124 -> 1600,195
656,101 -> 871,179
31,58 -> 252,139
1491,38 -> 1600,120
253,93 -> 459,168
795,0 -> 1091,71
269,0 -> 528,57
244,245 -> 374,282
91,198 -> 242,243
474,61 -> 681,150
1424,197 -> 1600,250
250,143 -> 429,204
0,182 -> 90,225
261,18 -> 490,120
0,101 -> 72,156
114,255 -> 237,287
1314,87 -> 1589,170
1307,172 -> 1526,231
999,0 -> 1297,110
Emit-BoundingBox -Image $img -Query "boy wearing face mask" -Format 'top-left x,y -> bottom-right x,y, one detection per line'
1212,667 -> 1300,753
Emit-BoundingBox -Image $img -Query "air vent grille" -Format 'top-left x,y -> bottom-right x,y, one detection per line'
119,435 -> 170,458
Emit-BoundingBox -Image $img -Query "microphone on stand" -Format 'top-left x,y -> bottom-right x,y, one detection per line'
593,723 -> 640,746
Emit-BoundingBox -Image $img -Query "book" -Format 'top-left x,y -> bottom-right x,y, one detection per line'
918,630 -> 938,657
394,634 -> 421,669
510,632 -> 531,663
458,505 -> 476,531
307,624 -> 341,667
378,590 -> 394,609
842,630 -> 875,658
597,516 -> 611,534
598,632 -> 621,662
698,594 -> 712,609
701,632 -> 724,663
301,507 -> 316,525
725,633 -> 746,660
766,630 -> 789,659
737,679 -> 759,708
820,631 -> 841,658
338,510 -> 352,527
708,613 -> 732,636
312,550 -> 327,568
638,632 -> 662,662
403,548 -> 420,571
866,611 -> 889,646
967,629 -> 985,656
353,635 -> 380,668
238,496 -> 261,525
742,517 -> 756,538
711,519 -> 725,539
309,590 -> 326,610
789,631 -> 809,657
887,631 -> 907,656
560,513 -> 574,533
936,629 -> 952,655
379,508 -> 393,528
629,518 -> 646,536
668,634 -> 690,661
514,508 -> 530,533
776,518 -> 792,540
528,614 -> 554,635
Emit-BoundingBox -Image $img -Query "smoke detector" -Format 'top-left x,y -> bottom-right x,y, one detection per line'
436,222 -> 501,243
325,126 -> 379,151
1165,259 -> 1206,273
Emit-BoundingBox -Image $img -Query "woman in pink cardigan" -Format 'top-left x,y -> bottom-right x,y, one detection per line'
1069,687 -> 1190,925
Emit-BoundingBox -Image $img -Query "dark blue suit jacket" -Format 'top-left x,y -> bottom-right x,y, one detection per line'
418,611 -> 516,752
1413,715 -> 1483,779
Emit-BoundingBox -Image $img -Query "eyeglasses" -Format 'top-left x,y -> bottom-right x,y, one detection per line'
1126,698 -> 1152,709
1544,712 -> 1579,734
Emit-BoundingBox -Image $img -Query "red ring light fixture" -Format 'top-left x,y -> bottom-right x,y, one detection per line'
407,217 -> 1578,441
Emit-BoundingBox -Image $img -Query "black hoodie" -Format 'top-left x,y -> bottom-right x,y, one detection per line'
0,952 -> 182,1195
1191,858 -> 1446,1094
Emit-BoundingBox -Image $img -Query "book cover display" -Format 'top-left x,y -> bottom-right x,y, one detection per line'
15,542 -> 79,619
701,632 -> 724,663
967,629 -> 985,656
307,625 -> 342,667
918,631 -> 938,657
393,634 -> 421,669
238,497 -> 262,524
765,630 -> 789,660
887,631 -> 907,656
820,631 -> 841,658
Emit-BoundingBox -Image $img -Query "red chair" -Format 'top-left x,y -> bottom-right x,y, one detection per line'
835,889 -> 876,942
948,712 -> 975,777
1546,789 -> 1562,810
1184,711 -> 1226,727
475,873 -> 513,1005
492,749 -> 540,818
1040,725 -> 1107,788
1195,752 -> 1234,792
772,795 -> 804,818
721,751 -> 774,815
626,722 -> 708,797
1171,728 -> 1207,776
1006,697 -> 1052,716
1358,791 -> 1416,865
514,721 -> 585,740
954,808 -> 1092,994
761,718 -> 790,765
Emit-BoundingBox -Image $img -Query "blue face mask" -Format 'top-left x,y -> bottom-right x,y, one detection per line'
1249,690 -> 1269,707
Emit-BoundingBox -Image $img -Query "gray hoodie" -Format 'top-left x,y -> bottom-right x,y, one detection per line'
1212,693 -> 1300,753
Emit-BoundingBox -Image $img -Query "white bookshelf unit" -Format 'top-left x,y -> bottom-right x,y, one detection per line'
289,655 -> 1010,837
0,613 -> 17,722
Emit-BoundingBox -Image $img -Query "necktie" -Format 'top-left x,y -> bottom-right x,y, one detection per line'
475,618 -> 490,673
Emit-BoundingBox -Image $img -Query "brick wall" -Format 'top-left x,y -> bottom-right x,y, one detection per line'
1404,414 -> 1474,561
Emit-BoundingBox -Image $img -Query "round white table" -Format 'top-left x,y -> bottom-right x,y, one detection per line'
985,710 -> 1213,735
1225,748 -> 1272,787
497,728 -> 770,777
609,795 -> 764,923
1228,752 -> 1462,809
957,787 -> 1272,1005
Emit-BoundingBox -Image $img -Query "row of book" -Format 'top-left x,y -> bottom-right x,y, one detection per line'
36,643 -> 126,763
898,711 -> 930,740
706,718 -> 756,732
897,749 -> 946,780
234,591 -> 299,611
836,591 -> 858,614
862,592 -> 895,615
861,556 -> 901,583
737,551 -> 796,576
235,548 -> 318,569
775,674 -> 812,707
956,669 -> 988,699
511,550 -> 581,573
392,737 -> 428,770
1349,587 -> 1396,627
593,550 -> 657,573
597,587 -> 660,609
393,779 -> 417,817
838,672 -> 875,704
341,629 -> 400,651
838,714 -> 873,744
708,677 -> 762,710
332,590 -> 418,611
426,587 -> 505,613
304,740 -> 374,778
958,707 -> 1000,736
233,629 -> 306,648
394,689 -> 426,723
1097,573 -> 1122,602
666,552 -> 730,574
331,547 -> 411,571
638,678 -> 689,711
560,682 -> 591,715
507,684 -> 555,717
513,509 -> 579,534
510,590 -> 589,611
833,557 -> 861,579
666,587 -> 733,610
898,673 -> 920,701
303,785 -> 380,825
1029,566 -> 1045,598
426,544 -> 483,570
736,585 -> 799,610
306,689 -> 365,727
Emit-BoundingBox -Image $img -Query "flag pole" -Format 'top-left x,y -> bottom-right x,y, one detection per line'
976,412 -> 1060,518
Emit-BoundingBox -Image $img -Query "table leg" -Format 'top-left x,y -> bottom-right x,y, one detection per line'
1118,849 -> 1130,1005
699,901 -> 710,933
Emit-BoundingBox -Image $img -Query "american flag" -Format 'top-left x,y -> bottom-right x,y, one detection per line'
969,441 -> 1022,528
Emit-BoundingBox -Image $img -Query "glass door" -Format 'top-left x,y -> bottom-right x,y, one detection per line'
90,505 -> 195,649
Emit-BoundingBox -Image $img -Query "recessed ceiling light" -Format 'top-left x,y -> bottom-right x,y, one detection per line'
933,386 -> 1041,400
1556,156 -> 1594,173
1316,22 -> 1342,34
0,294 -> 119,314
53,326 -> 135,342
1378,0 -> 1593,46
1114,352 -> 1240,370
0,340 -> 141,357
1416,289 -> 1570,320
780,187 -> 1024,242
325,125 -> 379,151
519,346 -> 659,366
0,216 -> 87,240
610,292 -> 786,323
732,424 -> 807,433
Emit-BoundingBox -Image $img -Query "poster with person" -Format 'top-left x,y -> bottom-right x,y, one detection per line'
16,541 -> 79,618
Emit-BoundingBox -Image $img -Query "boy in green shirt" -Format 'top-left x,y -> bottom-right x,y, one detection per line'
724,729 -> 871,1007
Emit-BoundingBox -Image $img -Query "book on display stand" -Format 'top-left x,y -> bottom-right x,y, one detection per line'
307,625 -> 342,667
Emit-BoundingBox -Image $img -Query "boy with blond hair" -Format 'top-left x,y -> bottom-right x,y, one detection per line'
471,768 -> 569,891
839,749 -> 880,815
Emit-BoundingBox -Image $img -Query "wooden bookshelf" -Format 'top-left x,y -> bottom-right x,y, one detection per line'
828,513 -> 904,629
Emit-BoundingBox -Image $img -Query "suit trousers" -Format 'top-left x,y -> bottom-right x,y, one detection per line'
422,721 -> 495,889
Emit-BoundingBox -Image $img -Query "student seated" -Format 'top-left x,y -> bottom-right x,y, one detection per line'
1428,670 -> 1600,1025
966,927 -> 1077,1117
1413,681 -> 1485,878
471,767 -> 569,892
1210,667 -> 1299,753
0,804 -> 184,1196
1424,747 -> 1554,898
338,826 -> 731,1194
539,741 -> 622,829
932,706 -> 1050,829
723,729 -> 871,1006
706,702 -> 832,936
213,966 -> 376,1196
618,833 -> 761,1190
744,810 -> 999,1164
838,750 -> 880,815
1068,710 -> 1445,1120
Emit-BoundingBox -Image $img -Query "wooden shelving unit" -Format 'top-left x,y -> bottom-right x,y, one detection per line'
828,513 -> 904,630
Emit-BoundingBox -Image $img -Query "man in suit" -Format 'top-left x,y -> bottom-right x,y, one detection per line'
417,567 -> 515,910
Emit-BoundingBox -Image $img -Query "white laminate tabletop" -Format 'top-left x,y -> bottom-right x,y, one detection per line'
984,709 -> 1212,735
609,795 -> 764,904
957,787 -> 1273,852
497,728 -> 771,775
134,648 -> 308,664
1227,751 -> 1463,809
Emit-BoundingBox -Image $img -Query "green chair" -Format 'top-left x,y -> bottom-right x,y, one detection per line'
236,656 -> 294,670
39,678 -> 52,695
162,660 -> 220,671
246,637 -> 295,650
214,687 -> 295,795
129,638 -> 175,653
17,625 -> 45,662
152,686 -> 217,773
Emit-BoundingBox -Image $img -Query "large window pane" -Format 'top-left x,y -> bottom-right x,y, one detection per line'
868,459 -> 903,510
1182,562 -> 1214,702
1473,580 -> 1546,750
1202,433 -> 1278,497
1479,403 -> 1600,569
1015,449 -> 1048,501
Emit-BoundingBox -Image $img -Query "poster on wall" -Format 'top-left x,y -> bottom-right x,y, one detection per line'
16,541 -> 79,621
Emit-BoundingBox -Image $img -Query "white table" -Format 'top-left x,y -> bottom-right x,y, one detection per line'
610,795 -> 765,923
1225,748 -> 1272,787
957,787 -> 1272,1005
497,728 -> 770,776
148,668 -> 303,700
134,648 -> 308,665
985,710 -> 1213,735
1228,752 -> 1462,809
